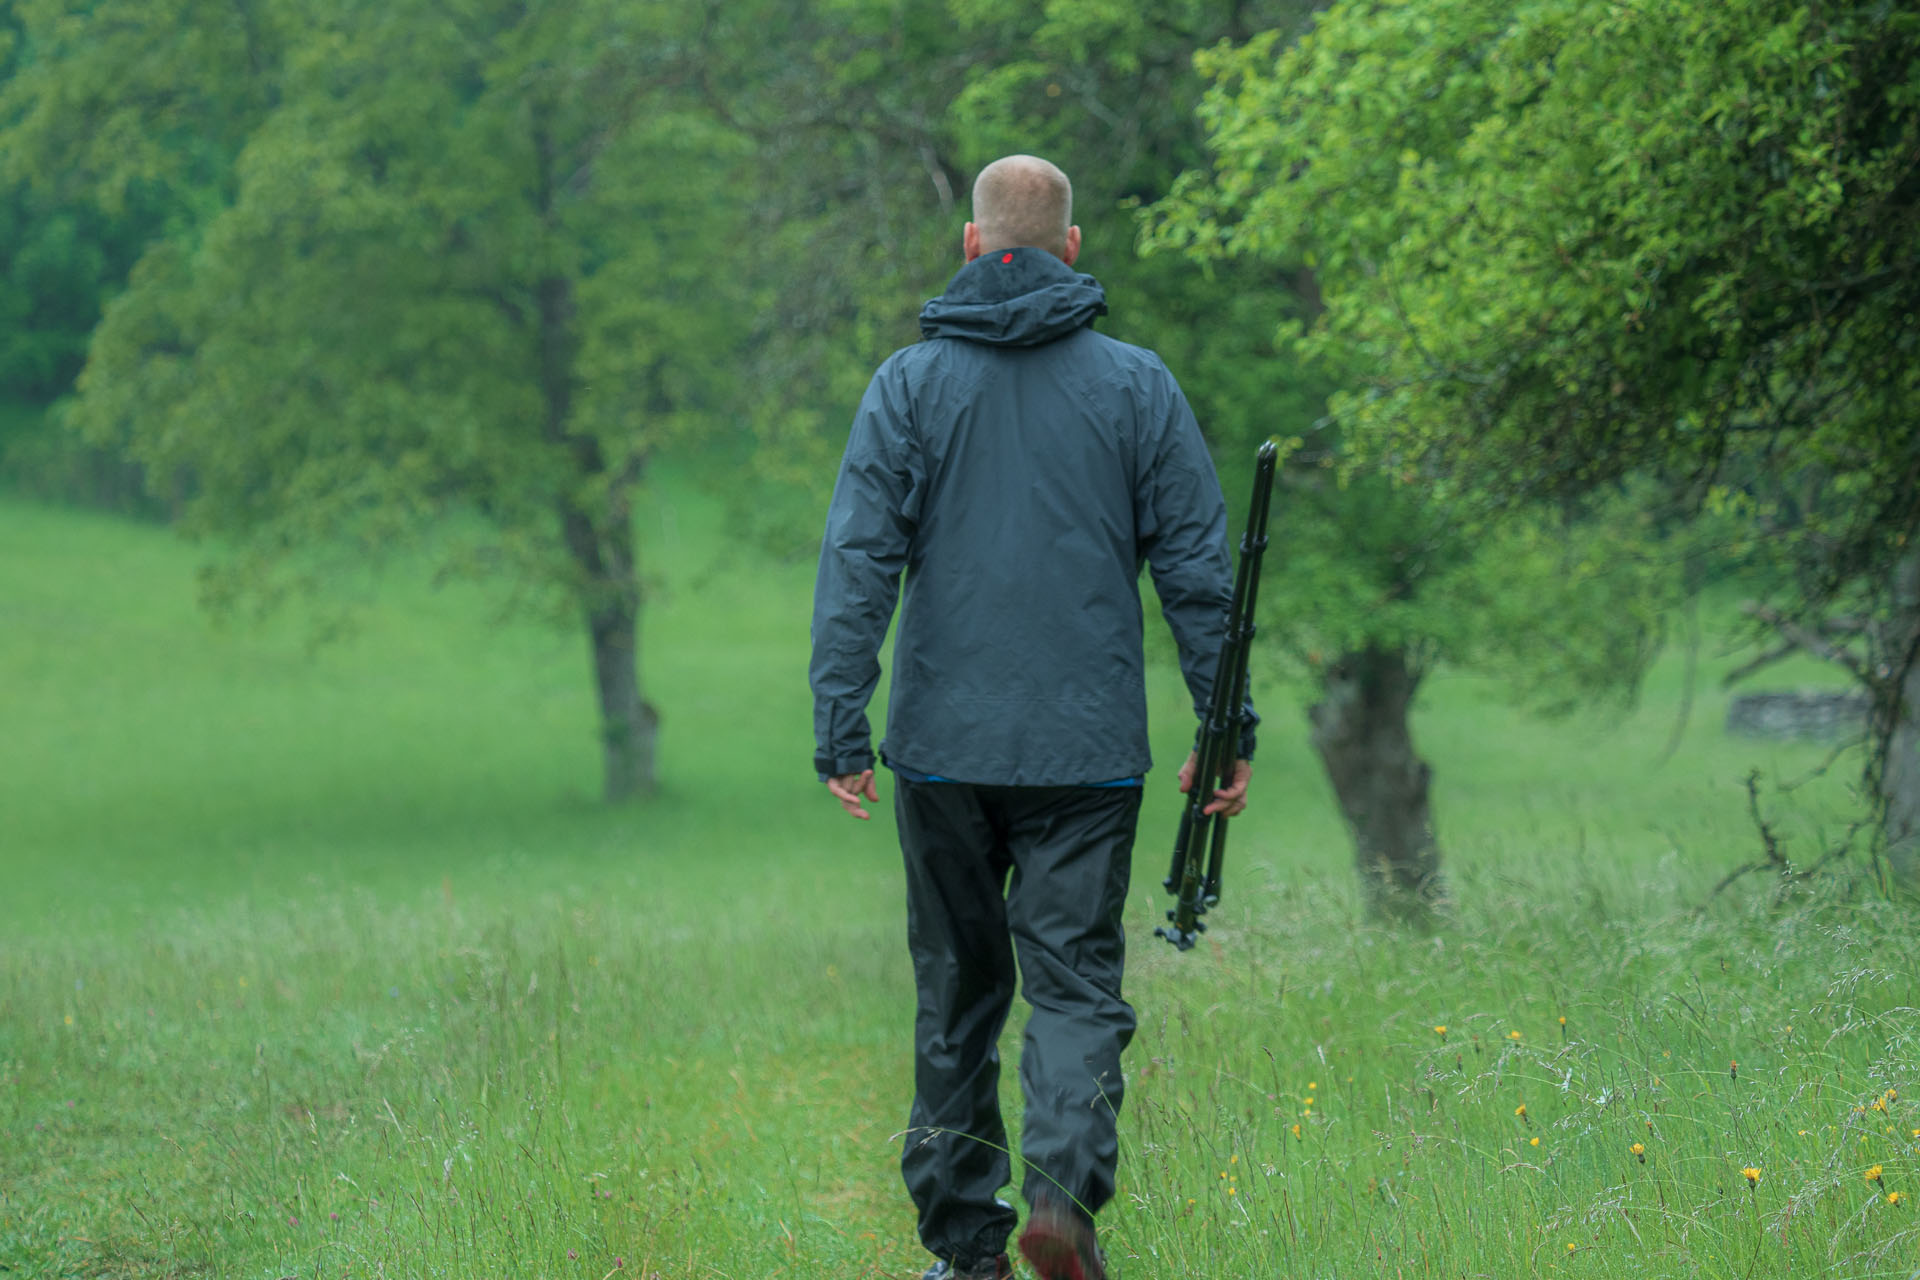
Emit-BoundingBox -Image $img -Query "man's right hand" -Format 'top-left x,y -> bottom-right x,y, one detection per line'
826,769 -> 880,820
1177,752 -> 1251,817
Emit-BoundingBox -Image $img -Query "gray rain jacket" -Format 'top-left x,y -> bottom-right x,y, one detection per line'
810,247 -> 1252,786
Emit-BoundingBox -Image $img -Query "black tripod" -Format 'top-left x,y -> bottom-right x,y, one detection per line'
1157,441 -> 1278,951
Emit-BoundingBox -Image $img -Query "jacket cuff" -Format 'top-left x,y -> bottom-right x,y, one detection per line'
1191,706 -> 1259,762
815,750 -> 876,780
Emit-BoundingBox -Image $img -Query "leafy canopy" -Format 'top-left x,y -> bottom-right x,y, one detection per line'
1156,0 -> 1919,609
8,0 -> 747,618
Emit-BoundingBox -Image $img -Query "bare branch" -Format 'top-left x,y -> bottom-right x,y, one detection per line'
1707,771 -> 1790,899
1742,602 -> 1874,687
1720,640 -> 1797,689
1778,733 -> 1865,791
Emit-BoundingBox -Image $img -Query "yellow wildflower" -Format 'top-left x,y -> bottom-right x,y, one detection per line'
1530,1137 -> 1541,1147
1890,1191 -> 1907,1206
1742,1167 -> 1761,1186
1508,1030 -> 1523,1041
1434,1025 -> 1448,1037
1866,1165 -> 1884,1185
1631,1143 -> 1645,1162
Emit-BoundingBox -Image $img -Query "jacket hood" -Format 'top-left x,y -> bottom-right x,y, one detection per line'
919,246 -> 1108,347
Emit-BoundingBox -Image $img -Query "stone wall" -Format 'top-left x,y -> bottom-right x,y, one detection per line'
1725,689 -> 1869,740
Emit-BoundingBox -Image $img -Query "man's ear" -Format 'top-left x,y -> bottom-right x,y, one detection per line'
963,222 -> 983,263
1062,225 -> 1082,267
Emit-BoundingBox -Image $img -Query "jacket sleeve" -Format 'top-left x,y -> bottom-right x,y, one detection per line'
1135,368 -> 1260,759
809,359 -> 925,777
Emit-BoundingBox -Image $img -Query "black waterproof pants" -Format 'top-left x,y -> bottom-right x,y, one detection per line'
895,778 -> 1141,1264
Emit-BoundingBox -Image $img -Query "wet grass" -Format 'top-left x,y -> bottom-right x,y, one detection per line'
3,489 -> 1914,1278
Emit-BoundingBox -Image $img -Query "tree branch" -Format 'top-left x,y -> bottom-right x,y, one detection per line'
1707,770 -> 1789,898
1720,640 -> 1796,689
1741,602 -> 1874,687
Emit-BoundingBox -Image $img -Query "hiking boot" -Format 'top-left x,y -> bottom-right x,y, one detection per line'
1017,1195 -> 1105,1280
921,1254 -> 1013,1280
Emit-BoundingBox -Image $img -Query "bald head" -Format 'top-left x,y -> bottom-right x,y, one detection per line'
966,154 -> 1080,264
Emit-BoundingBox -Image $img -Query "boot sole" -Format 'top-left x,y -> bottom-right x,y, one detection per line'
1017,1218 -> 1102,1280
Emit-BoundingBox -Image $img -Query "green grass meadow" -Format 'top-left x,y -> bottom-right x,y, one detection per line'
3,485 -> 1917,1279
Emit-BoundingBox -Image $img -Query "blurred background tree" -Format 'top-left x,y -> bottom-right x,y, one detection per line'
0,0 -> 175,508
1156,0 -> 1919,883
3,0 -> 747,800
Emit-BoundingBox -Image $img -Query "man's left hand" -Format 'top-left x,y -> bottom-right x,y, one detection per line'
826,769 -> 880,820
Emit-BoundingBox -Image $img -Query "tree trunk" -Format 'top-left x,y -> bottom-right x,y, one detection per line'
1308,644 -> 1444,920
582,568 -> 659,804
1877,549 -> 1920,887
526,112 -> 658,803
534,258 -> 658,803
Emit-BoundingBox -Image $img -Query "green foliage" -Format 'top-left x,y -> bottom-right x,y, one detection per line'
1250,438 -> 1680,713
0,190 -> 110,396
6,0 -> 748,622
0,0 -> 273,214
1158,0 -> 1919,613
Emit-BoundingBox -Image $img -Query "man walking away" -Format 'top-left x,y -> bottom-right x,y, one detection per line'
810,153 -> 1254,1280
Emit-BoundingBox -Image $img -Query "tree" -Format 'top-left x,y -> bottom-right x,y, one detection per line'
0,1 -> 170,508
1148,2 -> 1728,914
4,0 -> 747,800
1157,0 -> 1920,883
